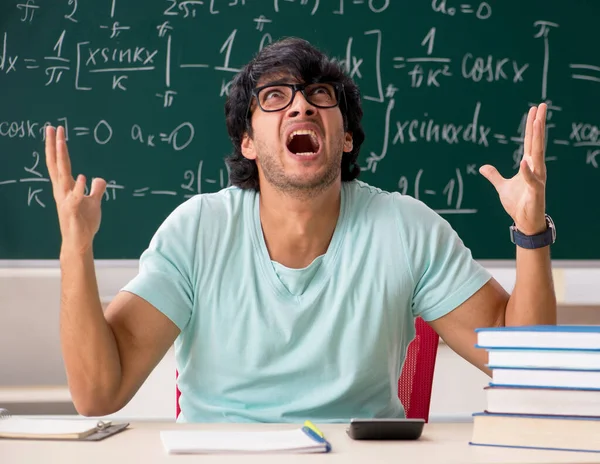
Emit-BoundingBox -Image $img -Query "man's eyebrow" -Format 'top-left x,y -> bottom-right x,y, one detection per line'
257,77 -> 300,87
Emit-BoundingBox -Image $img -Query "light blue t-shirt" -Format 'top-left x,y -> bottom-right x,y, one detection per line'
122,180 -> 491,423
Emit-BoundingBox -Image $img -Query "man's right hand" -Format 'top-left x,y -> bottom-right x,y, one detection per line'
45,126 -> 107,255
45,126 -> 180,417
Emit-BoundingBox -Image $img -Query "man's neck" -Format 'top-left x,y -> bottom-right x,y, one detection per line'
258,180 -> 342,269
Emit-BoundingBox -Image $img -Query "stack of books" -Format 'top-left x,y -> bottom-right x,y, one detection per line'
470,325 -> 600,453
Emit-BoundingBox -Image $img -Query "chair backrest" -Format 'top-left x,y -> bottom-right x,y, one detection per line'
176,317 -> 439,421
397,317 -> 439,422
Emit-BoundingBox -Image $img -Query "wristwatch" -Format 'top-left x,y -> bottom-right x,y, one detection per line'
509,214 -> 556,249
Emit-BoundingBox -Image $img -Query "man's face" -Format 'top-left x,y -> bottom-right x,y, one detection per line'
241,74 -> 353,196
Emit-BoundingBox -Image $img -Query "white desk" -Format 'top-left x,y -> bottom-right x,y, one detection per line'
1,422 -> 599,464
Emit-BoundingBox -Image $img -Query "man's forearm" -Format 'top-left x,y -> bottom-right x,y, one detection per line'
59,248 -> 122,415
505,246 -> 557,326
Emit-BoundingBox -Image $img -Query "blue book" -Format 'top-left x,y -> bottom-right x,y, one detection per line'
486,348 -> 600,370
490,366 -> 600,390
470,412 -> 600,453
475,325 -> 600,350
484,386 -> 600,417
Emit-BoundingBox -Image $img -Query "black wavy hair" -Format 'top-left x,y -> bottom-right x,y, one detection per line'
224,37 -> 365,190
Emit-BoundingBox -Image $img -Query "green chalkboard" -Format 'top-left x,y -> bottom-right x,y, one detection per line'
0,1 -> 598,260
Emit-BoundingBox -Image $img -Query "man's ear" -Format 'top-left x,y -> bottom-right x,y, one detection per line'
343,132 -> 353,153
241,132 -> 256,160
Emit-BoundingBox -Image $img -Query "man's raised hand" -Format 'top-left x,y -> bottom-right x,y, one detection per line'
45,126 -> 107,255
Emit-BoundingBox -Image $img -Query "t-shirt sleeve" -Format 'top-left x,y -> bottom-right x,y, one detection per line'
396,194 -> 492,322
121,198 -> 199,331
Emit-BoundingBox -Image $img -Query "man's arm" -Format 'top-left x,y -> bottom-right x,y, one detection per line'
506,246 -> 556,326
61,249 -> 180,416
46,125 -> 181,416
428,247 -> 556,375
429,102 -> 557,375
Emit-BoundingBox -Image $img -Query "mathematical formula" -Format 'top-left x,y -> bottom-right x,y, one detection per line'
1,0 -> 598,220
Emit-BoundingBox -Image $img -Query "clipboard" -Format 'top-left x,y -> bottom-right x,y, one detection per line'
0,422 -> 130,442
0,408 -> 129,441
73,422 -> 130,441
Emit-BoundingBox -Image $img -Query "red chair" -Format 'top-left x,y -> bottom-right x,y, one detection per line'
397,317 -> 439,422
176,317 -> 439,421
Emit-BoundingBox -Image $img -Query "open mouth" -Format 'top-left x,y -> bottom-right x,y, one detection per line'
286,129 -> 321,156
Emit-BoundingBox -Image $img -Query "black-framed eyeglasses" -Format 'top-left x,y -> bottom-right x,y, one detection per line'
250,82 -> 344,113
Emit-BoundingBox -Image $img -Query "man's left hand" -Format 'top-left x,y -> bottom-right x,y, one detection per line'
479,103 -> 548,235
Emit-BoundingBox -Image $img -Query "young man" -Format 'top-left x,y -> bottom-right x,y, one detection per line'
46,38 -> 556,422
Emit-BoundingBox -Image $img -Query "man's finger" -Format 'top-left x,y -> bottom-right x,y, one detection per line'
56,126 -> 75,192
479,164 -> 506,191
520,158 -> 540,187
89,177 -> 108,201
531,104 -> 547,175
523,106 -> 537,156
530,120 -> 546,178
72,174 -> 86,202
45,126 -> 59,186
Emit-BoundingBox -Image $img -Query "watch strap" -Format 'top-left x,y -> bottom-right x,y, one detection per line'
510,215 -> 556,249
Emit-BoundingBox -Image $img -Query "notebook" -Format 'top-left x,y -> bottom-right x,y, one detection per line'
0,408 -> 129,441
160,425 -> 332,454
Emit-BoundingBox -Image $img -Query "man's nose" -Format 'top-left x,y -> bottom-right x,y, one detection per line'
286,91 -> 316,118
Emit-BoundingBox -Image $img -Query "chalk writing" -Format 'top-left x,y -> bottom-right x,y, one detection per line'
65,0 -> 78,23
0,0 -> 598,260
391,102 -> 491,147
398,168 -> 477,215
432,0 -> 491,19
17,0 -> 39,23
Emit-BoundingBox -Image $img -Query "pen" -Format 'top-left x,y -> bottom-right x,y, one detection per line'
303,420 -> 325,438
